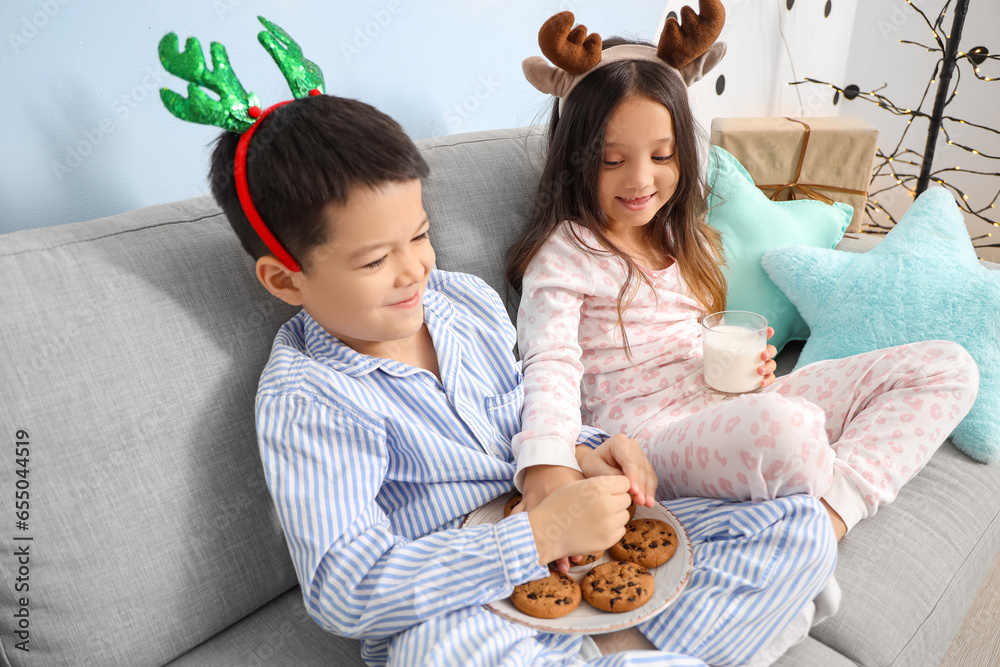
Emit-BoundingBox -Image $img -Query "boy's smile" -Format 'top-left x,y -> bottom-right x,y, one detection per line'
281,178 -> 435,359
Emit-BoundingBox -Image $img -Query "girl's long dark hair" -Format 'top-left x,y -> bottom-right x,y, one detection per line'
506,41 -> 726,355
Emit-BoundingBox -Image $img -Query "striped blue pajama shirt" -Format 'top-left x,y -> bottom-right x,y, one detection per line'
256,270 -> 836,667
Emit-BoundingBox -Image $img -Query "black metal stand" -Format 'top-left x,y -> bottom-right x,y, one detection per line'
915,0 -> 971,195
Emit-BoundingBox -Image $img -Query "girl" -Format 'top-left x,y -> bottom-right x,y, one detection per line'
507,19 -> 979,542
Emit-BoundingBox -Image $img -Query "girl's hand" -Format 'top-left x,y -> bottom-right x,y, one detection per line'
577,435 -> 657,508
520,465 -> 585,512
758,326 -> 778,387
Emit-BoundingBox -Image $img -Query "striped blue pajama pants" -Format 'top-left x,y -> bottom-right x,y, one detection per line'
383,495 -> 836,666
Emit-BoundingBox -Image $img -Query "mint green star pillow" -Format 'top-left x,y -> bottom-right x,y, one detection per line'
761,187 -> 999,463
706,146 -> 852,352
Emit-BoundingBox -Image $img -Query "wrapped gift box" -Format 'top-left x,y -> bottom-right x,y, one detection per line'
710,116 -> 879,233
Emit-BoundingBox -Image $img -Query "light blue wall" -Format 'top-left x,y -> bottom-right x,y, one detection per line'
0,0 -> 666,234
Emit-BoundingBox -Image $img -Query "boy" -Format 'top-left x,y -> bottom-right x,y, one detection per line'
209,94 -> 836,666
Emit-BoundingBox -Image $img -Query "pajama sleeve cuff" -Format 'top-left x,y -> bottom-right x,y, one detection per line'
512,434 -> 582,492
576,426 -> 608,450
496,512 -> 550,585
824,464 -> 869,532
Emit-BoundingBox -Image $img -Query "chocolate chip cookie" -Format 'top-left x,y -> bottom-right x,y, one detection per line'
503,492 -> 522,518
573,550 -> 604,566
510,570 -> 582,619
580,561 -> 654,613
609,518 -> 677,568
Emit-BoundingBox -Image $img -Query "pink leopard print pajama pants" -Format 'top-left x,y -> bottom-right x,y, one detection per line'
645,340 -> 978,530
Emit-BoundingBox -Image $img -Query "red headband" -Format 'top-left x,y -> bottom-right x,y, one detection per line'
234,99 -> 301,272
160,17 -> 328,273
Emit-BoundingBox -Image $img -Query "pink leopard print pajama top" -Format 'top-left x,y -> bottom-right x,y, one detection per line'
512,221 -> 979,530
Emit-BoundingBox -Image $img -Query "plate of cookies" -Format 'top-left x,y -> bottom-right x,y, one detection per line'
461,491 -> 692,635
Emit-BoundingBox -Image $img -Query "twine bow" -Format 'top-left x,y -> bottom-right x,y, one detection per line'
757,118 -> 868,206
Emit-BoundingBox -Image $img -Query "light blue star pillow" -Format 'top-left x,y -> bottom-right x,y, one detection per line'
761,187 -> 1000,463
706,146 -> 852,353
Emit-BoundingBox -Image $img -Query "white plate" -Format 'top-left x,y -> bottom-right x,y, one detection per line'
461,495 -> 692,635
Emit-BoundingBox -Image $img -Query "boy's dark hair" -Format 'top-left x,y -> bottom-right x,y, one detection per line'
209,95 -> 428,272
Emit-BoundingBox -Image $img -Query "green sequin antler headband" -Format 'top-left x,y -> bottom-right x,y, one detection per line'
159,16 -> 326,271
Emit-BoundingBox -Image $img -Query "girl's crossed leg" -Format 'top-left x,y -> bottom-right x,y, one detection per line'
645,340 -> 978,532
770,340 -> 977,530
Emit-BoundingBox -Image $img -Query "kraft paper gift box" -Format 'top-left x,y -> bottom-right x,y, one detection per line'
710,116 -> 879,233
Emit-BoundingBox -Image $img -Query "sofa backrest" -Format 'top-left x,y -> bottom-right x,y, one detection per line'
420,127 -> 547,313
0,126 -> 547,666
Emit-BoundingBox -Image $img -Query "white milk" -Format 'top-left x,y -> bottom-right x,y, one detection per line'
703,324 -> 765,394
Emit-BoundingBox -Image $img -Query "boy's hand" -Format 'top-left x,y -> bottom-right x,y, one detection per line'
577,435 -> 657,508
528,475 -> 632,567
519,465 -> 585,572
759,326 -> 778,387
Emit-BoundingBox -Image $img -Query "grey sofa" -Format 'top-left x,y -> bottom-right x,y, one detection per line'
1,126 -> 998,667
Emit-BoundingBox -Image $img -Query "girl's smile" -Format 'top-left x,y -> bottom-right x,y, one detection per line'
616,193 -> 657,211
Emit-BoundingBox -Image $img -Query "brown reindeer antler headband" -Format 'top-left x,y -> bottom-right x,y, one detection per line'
523,0 -> 727,110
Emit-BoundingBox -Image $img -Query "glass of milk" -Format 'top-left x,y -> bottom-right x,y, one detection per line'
701,311 -> 768,395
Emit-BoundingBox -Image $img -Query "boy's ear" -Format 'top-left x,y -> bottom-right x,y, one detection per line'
256,255 -> 305,306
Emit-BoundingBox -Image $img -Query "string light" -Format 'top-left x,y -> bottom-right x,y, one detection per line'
790,0 -> 998,250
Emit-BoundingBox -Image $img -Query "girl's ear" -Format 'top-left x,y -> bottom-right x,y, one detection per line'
679,41 -> 726,86
256,255 -> 306,306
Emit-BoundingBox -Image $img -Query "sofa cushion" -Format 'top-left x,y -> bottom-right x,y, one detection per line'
762,187 -> 1000,463
706,146 -> 852,354
167,588 -> 363,666
0,197 -> 301,665
777,638 -> 855,666
811,442 -> 1000,666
